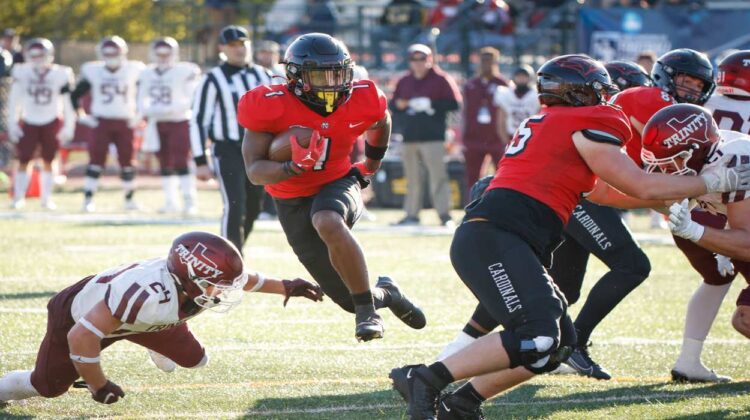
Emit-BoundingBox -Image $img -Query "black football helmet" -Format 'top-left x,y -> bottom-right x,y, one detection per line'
537,54 -> 618,107
282,33 -> 354,115
651,48 -> 715,105
604,60 -> 652,91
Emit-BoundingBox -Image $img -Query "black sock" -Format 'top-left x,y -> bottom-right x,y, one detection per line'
372,287 -> 391,309
125,190 -> 134,201
84,190 -> 93,199
462,323 -> 486,339
351,290 -> 374,308
425,362 -> 454,389
452,382 -> 486,405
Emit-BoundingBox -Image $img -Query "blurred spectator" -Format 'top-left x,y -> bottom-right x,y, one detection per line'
299,0 -> 340,36
255,40 -> 285,77
1,29 -> 23,64
428,0 -> 462,27
637,50 -> 657,74
391,44 -> 462,227
461,47 -> 508,198
371,0 -> 425,69
494,63 -> 540,147
433,1 -> 513,59
205,0 -> 239,64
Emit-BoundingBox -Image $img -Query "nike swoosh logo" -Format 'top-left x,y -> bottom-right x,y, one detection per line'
349,122 -> 364,128
441,401 -> 451,412
406,368 -> 413,379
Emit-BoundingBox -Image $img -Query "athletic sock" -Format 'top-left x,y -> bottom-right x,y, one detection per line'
13,171 -> 29,202
161,175 -> 177,208
40,171 -> 54,204
452,382 -> 486,405
675,282 -> 731,366
352,290 -> 375,314
0,370 -> 39,402
425,362 -> 455,389
179,174 -> 196,204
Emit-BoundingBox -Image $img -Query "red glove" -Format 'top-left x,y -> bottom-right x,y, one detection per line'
282,278 -> 324,306
291,130 -> 326,172
91,380 -> 125,404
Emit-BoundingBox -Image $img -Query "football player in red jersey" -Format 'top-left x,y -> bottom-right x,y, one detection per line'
641,104 -> 750,377
239,33 -> 425,342
389,54 -> 750,419
0,231 -> 322,406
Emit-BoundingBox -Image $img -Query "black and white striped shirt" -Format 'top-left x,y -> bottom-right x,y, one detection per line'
189,62 -> 273,165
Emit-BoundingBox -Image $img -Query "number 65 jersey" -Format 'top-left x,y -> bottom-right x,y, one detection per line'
79,60 -> 145,120
9,63 -> 74,125
70,258 -> 193,338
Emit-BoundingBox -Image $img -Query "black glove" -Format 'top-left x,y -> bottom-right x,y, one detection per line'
91,380 -> 125,404
282,278 -> 324,306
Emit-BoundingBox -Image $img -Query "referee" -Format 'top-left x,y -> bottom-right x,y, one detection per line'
190,25 -> 273,254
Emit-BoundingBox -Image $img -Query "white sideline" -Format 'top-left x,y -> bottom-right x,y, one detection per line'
121,391 -> 746,418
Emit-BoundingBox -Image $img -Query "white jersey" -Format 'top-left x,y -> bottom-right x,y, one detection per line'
80,60 -> 145,119
493,85 -> 540,135
694,130 -> 750,216
138,62 -> 201,122
706,93 -> 750,135
71,258 -> 195,337
8,63 -> 74,125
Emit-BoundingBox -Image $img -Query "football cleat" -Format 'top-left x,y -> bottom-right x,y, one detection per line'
124,199 -> 140,211
406,365 -> 441,420
438,393 -> 486,420
148,350 -> 176,373
389,364 -> 421,403
564,343 -> 612,380
376,276 -> 426,330
82,199 -> 95,213
158,203 -> 178,214
393,216 -> 420,226
355,311 -> 384,342
671,362 -> 732,383
183,204 -> 198,217
40,200 -> 57,211
10,199 -> 25,210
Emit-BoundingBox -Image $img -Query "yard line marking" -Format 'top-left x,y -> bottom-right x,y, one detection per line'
115,390 -> 749,418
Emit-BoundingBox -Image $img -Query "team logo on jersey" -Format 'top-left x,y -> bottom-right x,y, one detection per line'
175,243 -> 224,279
663,112 -> 711,148
321,122 -> 329,129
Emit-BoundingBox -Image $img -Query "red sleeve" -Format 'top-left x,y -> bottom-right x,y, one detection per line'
237,86 -> 285,132
613,87 -> 674,126
574,105 -> 632,146
354,80 -> 388,122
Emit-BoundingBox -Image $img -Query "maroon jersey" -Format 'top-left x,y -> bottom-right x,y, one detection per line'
488,104 -> 632,223
238,81 -> 387,198
611,86 -> 676,165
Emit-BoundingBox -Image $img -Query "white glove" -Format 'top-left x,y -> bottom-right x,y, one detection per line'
8,121 -> 23,143
78,115 -> 99,128
668,199 -> 705,242
715,254 -> 735,277
408,97 -> 432,113
57,125 -> 75,143
700,154 -> 750,193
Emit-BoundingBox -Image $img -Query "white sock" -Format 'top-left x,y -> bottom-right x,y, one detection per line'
179,174 -> 196,206
161,175 -> 178,207
123,180 -> 135,199
13,171 -> 29,202
675,282 -> 732,366
436,331 -> 476,361
40,171 -> 54,204
0,370 -> 40,402
83,176 -> 99,196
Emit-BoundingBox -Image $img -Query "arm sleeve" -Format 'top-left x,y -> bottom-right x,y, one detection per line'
70,78 -> 91,110
6,68 -> 22,124
189,74 -> 217,165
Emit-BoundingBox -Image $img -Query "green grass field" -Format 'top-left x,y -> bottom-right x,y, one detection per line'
1,187 -> 749,419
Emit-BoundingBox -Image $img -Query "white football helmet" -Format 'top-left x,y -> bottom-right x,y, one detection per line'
24,38 -> 54,69
97,36 -> 128,69
149,37 -> 179,70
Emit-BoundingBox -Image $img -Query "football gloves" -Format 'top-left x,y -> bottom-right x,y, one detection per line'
90,380 -> 125,404
290,130 -> 325,172
715,254 -> 735,277
282,278 -> 324,307
668,199 -> 705,242
8,122 -> 23,143
700,154 -> 750,193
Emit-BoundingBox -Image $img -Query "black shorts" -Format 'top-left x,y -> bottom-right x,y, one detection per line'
275,172 -> 364,227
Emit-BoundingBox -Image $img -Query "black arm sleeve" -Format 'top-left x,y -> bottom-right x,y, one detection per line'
70,79 -> 91,110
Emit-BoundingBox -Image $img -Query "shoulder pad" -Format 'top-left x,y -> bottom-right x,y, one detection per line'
237,85 -> 287,131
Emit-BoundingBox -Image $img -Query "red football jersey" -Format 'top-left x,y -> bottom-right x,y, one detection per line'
488,104 -> 632,223
611,86 -> 676,165
238,81 -> 387,198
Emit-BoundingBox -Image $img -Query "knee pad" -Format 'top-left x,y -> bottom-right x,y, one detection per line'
121,167 -> 135,182
85,165 -> 103,179
500,330 -> 559,372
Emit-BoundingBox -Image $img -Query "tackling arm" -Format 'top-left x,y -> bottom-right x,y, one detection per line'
241,129 -> 299,185
243,271 -> 323,306
586,181 -> 667,210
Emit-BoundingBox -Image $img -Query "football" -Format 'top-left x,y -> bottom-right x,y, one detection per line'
268,126 -> 314,162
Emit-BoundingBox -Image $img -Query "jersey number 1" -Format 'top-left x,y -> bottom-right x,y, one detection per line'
313,137 -> 331,171
505,115 -> 545,156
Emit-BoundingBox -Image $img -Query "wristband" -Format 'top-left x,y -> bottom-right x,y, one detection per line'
283,161 -> 302,176
248,272 -> 266,293
364,143 -> 388,161
70,353 -> 101,364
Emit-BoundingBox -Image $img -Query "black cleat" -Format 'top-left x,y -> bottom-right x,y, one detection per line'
355,311 -> 384,342
408,365 -> 442,420
376,276 -> 426,330
438,393 -> 486,420
389,364 -> 421,403
564,343 -> 612,380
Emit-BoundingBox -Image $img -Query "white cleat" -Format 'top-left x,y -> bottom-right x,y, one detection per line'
671,362 -> 732,383
148,350 -> 176,373
550,363 -> 578,375
41,200 -> 57,211
124,199 -> 140,211
82,199 -> 95,213
183,204 -> 198,217
10,199 -> 25,210
158,203 -> 178,214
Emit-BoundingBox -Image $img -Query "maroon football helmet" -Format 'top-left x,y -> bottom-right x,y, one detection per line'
23,38 -> 54,68
167,231 -> 247,312
641,103 -> 720,176
96,36 -> 128,68
149,37 -> 179,69
716,50 -> 750,98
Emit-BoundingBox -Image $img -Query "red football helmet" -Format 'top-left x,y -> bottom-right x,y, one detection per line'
96,36 -> 128,68
716,50 -> 750,98
166,231 -> 247,312
23,38 -> 54,68
641,103 -> 720,176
